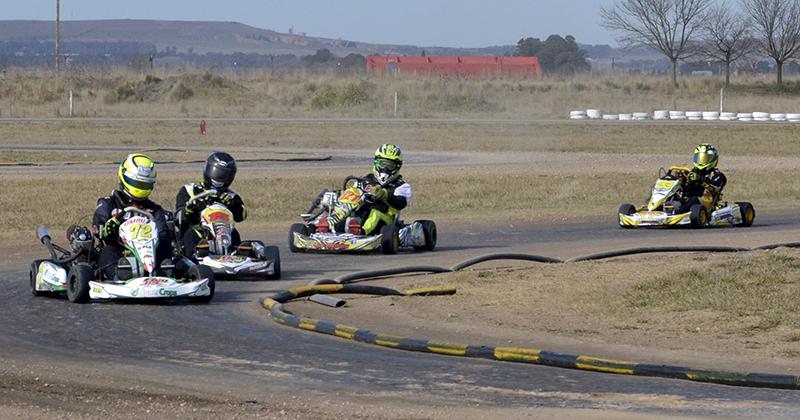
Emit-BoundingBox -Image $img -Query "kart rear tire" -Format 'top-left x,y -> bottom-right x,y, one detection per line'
265,246 -> 281,280
618,204 -> 636,228
67,263 -> 93,304
413,220 -> 437,252
381,224 -> 400,255
188,265 -> 215,303
289,223 -> 308,253
689,204 -> 708,229
30,260 -> 47,297
735,202 -> 755,227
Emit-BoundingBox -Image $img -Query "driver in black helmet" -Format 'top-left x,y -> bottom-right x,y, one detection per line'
175,152 -> 247,259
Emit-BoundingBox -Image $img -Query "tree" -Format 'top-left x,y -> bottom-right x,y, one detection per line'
602,0 -> 712,88
515,35 -> 589,74
701,4 -> 754,87
742,0 -> 800,87
515,37 -> 543,57
302,48 -> 335,65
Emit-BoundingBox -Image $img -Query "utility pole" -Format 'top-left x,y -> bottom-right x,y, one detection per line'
55,0 -> 61,72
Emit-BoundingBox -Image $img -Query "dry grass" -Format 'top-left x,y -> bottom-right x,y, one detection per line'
386,249 -> 800,364
3,120 -> 800,235
4,70 -> 800,118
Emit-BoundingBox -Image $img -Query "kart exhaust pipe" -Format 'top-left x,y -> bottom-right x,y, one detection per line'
37,226 -> 51,243
308,294 -> 346,308
37,226 -> 58,260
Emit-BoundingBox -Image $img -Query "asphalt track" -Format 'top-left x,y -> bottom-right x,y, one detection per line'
3,212 -> 800,417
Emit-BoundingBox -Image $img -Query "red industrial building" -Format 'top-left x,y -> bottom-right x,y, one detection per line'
367,55 -> 541,78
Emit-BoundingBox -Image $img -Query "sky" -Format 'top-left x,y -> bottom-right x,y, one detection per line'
6,0 -> 619,47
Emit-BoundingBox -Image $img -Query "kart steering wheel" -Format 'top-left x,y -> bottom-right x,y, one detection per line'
342,176 -> 366,191
122,206 -> 154,221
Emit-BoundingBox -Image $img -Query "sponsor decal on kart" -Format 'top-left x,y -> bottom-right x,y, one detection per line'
313,242 -> 352,251
140,278 -> 168,285
216,255 -> 245,263
37,261 -> 67,291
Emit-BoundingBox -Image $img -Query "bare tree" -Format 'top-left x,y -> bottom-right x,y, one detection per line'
702,4 -> 754,87
743,0 -> 800,87
602,0 -> 711,88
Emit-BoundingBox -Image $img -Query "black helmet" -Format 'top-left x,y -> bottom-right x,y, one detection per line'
203,152 -> 237,190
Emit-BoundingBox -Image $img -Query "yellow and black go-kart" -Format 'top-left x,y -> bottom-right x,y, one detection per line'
288,176 -> 436,254
618,166 -> 755,229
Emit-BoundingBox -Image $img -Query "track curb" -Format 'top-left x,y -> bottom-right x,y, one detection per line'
261,283 -> 800,390
261,242 -> 800,390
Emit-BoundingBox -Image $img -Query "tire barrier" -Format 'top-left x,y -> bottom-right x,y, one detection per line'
261,283 -> 800,390
568,109 -> 800,123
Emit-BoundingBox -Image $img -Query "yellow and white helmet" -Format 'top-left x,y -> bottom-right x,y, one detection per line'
373,144 -> 403,185
118,153 -> 156,201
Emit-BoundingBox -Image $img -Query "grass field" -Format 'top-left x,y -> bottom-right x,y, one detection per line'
2,120 -> 799,235
3,70 -> 800,119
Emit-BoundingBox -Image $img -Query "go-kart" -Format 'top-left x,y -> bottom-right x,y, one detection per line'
618,166 -> 755,228
289,176 -> 437,254
30,207 -> 214,303
179,190 -> 280,280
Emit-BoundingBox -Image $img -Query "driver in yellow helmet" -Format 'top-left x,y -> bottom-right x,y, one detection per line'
92,153 -> 172,280
681,143 -> 727,212
328,144 -> 412,235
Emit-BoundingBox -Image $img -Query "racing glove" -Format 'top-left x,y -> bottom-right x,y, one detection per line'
219,191 -> 237,207
102,216 -> 121,239
369,186 -> 388,202
688,172 -> 700,182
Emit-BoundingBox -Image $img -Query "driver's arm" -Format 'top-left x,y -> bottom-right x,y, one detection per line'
153,207 -> 171,245
92,197 -> 118,243
175,187 -> 200,227
387,183 -> 412,210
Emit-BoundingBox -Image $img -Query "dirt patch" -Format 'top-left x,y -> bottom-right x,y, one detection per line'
287,249 -> 800,375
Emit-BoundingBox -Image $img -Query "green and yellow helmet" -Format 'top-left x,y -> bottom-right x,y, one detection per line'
692,143 -> 719,171
118,153 -> 157,201
373,144 -> 403,185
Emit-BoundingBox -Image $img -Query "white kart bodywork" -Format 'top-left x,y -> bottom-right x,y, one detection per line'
34,261 -> 68,292
89,276 -> 211,299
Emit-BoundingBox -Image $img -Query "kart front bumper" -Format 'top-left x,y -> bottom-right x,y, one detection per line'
200,255 -> 276,278
291,232 -> 384,253
89,277 -> 211,299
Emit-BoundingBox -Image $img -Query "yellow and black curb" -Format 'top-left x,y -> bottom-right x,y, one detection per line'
261,283 -> 800,390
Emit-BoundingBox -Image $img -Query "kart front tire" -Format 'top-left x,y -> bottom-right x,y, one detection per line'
265,246 -> 281,280
289,223 -> 308,253
735,202 -> 755,227
67,263 -> 93,303
188,265 -> 215,303
381,224 -> 400,255
414,220 -> 437,252
618,204 -> 636,228
689,204 -> 708,229
30,260 -> 47,297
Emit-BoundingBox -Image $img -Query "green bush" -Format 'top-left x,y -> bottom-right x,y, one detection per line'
171,82 -> 194,101
310,84 -> 337,109
338,81 -> 372,106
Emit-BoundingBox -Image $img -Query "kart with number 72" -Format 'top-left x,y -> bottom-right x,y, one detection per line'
30,207 -> 214,303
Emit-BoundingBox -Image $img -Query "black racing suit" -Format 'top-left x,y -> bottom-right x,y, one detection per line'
349,174 -> 410,235
93,189 -> 172,280
175,182 -> 247,259
680,168 -> 727,213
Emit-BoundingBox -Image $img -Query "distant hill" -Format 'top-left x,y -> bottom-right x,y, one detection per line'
0,19 -> 514,57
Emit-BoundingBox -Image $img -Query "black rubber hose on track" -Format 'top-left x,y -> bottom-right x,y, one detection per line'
566,246 -> 750,263
335,266 -> 452,285
261,284 -> 800,390
449,253 -> 562,271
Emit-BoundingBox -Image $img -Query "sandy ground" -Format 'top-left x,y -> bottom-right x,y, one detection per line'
287,249 -> 800,376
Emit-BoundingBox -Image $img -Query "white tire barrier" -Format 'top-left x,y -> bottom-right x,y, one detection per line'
753,112 -> 770,122
738,113 -> 753,122
702,112 -> 720,121
603,114 -> 619,120
586,109 -> 602,119
570,110 -> 587,120
619,113 -> 633,121
653,110 -> 670,120
720,112 -> 738,121
771,113 -> 787,122
787,113 -> 800,122
686,111 -> 702,121
632,112 -> 650,120
669,111 -> 686,120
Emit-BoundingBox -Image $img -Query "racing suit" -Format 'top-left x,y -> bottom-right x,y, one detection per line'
175,182 -> 247,259
341,174 -> 412,235
93,189 -> 172,280
680,168 -> 727,213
